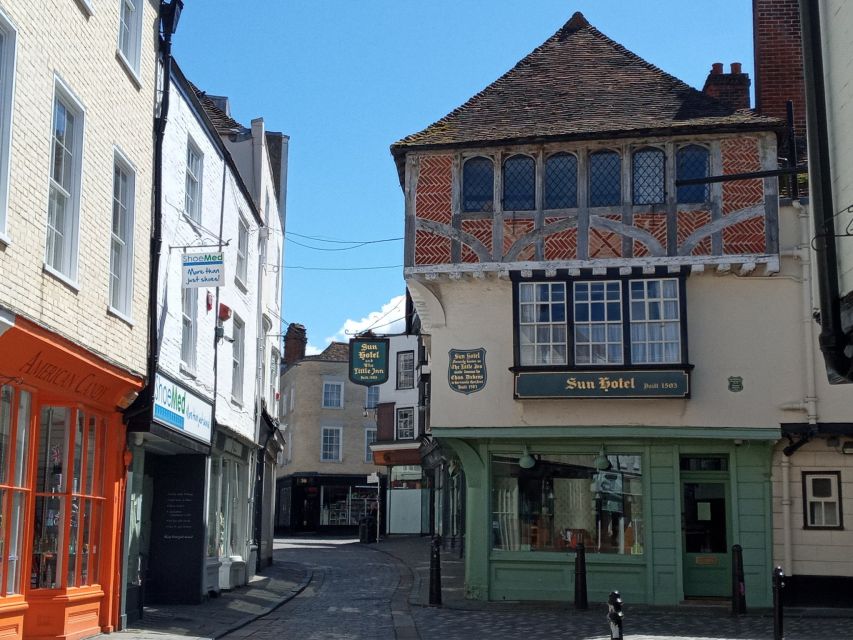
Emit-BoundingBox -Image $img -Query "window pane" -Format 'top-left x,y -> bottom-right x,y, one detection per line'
545,153 -> 578,209
632,148 -> 665,205
589,151 -> 621,206
677,145 -> 709,204
14,390 -> 31,488
463,157 -> 493,212
503,155 -> 535,211
7,490 -> 26,594
811,477 -> 832,498
823,503 -> 838,526
0,385 -> 10,485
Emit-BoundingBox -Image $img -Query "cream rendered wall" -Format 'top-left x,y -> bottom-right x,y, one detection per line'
772,440 -> 853,577
0,0 -> 157,375
278,360 -> 382,476
418,204 -> 853,432
822,0 -> 853,298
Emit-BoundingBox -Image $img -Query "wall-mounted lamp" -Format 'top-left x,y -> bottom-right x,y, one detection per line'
160,0 -> 184,35
518,444 -> 536,469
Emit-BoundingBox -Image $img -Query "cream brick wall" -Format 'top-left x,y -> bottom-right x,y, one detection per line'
0,0 -> 157,375
277,359 -> 382,476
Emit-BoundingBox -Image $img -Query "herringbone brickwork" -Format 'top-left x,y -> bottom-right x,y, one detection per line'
415,230 -> 451,264
677,211 -> 712,255
722,137 -> 763,215
589,215 -> 621,258
503,219 -> 535,260
461,219 -> 493,263
543,217 -> 577,260
724,217 -> 766,255
633,212 -> 668,257
415,155 -> 453,223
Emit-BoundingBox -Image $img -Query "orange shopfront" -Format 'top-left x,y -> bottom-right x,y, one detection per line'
0,313 -> 142,640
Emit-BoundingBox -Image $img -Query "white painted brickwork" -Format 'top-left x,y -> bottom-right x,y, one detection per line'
0,0 -> 157,375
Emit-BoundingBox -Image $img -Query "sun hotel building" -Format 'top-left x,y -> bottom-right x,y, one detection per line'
393,13 -> 851,607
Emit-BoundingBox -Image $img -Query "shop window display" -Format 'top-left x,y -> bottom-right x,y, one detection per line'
319,485 -> 376,526
491,453 -> 643,554
0,386 -> 31,596
32,407 -> 104,589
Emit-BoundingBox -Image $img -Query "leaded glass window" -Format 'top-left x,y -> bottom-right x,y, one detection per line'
677,145 -> 710,204
632,148 -> 665,205
589,151 -> 621,207
518,282 -> 567,366
544,153 -> 578,209
573,281 -> 623,365
462,157 -> 493,212
502,154 -> 535,211
629,279 -> 681,364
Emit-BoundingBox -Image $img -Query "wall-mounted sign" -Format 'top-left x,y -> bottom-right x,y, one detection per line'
349,337 -> 390,386
727,376 -> 743,392
182,252 -> 225,288
153,373 -> 213,443
448,348 -> 487,394
514,369 -> 689,399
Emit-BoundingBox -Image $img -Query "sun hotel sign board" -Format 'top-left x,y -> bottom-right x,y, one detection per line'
182,252 -> 225,288
349,336 -> 390,386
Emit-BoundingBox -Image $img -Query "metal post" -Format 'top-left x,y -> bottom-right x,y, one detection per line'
574,542 -> 588,610
731,544 -> 747,615
429,535 -> 442,606
773,566 -> 785,640
607,591 -> 623,640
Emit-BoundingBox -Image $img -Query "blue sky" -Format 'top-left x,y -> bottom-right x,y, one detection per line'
173,1 -> 755,353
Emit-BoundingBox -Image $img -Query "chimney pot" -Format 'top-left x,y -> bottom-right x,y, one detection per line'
711,62 -> 724,75
731,62 -> 742,75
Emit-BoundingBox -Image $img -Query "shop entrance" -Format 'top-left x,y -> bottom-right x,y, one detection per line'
680,457 -> 731,599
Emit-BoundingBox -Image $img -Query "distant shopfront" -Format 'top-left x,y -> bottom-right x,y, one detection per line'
438,428 -> 777,607
275,473 -> 383,534
0,311 -> 143,640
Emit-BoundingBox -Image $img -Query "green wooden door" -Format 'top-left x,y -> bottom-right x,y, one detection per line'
681,477 -> 731,598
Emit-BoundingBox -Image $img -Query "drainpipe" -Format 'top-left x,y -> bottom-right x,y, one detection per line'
799,0 -> 853,383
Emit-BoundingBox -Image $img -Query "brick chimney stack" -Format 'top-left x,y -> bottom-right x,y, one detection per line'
752,0 -> 806,136
702,62 -> 751,111
284,323 -> 307,365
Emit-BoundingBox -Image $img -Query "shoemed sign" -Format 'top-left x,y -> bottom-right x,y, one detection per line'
182,252 -> 225,288
349,337 -> 390,386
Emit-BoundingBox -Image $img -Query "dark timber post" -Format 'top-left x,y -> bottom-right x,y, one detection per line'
731,544 -> 747,615
429,535 -> 442,606
607,591 -> 624,640
773,566 -> 785,640
574,542 -> 588,610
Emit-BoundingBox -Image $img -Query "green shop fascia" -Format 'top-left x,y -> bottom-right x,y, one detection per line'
434,425 -> 777,607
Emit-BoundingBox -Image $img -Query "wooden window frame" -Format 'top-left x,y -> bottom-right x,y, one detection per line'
802,471 -> 844,530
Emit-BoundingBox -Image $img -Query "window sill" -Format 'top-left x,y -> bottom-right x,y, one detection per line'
115,51 -> 142,90
320,458 -> 342,464
74,0 -> 94,17
179,363 -> 197,379
43,264 -> 80,292
510,363 -> 694,373
321,405 -> 343,410
802,525 -> 844,531
182,213 -> 204,235
0,230 -> 10,247
231,396 -> 243,408
234,277 -> 248,293
107,306 -> 134,327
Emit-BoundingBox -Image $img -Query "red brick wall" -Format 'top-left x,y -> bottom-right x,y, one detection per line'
503,219 -> 535,260
589,216 -> 622,259
722,137 -> 766,254
633,213 -> 668,257
461,219 -> 493,263
543,218 -> 577,260
414,155 -> 453,264
677,211 -> 713,256
752,0 -> 806,134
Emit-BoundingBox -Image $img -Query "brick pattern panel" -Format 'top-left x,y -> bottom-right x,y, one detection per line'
589,215 -> 622,259
543,217 -> 577,261
503,220 -> 535,260
724,217 -> 766,255
415,155 -> 453,223
677,210 -> 712,256
461,219 -> 493,263
722,137 -> 764,215
633,213 -> 668,257
415,230 -> 451,265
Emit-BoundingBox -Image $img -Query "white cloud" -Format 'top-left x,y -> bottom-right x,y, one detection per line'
305,343 -> 324,356
325,294 -> 407,344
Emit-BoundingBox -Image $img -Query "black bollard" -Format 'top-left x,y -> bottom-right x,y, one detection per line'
731,544 -> 747,615
574,542 -> 589,610
772,566 -> 785,640
607,591 -> 624,640
429,535 -> 442,606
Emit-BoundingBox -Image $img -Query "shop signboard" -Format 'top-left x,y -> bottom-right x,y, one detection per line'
182,252 -> 225,288
448,348 -> 487,394
153,373 -> 213,442
349,337 -> 390,386
515,369 -> 689,399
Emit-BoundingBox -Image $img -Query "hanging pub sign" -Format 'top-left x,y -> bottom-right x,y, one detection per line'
349,336 -> 390,386
182,252 -> 225,288
514,369 -> 689,399
448,348 -> 487,394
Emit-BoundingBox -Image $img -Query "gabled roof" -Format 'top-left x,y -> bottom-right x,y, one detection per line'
191,87 -> 246,136
391,12 -> 779,161
304,341 -> 349,363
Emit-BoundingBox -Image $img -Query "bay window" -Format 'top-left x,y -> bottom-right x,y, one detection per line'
515,272 -> 687,369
